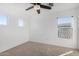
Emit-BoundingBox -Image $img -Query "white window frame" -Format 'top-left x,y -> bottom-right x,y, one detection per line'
57,16 -> 73,39
17,18 -> 24,27
0,15 -> 8,26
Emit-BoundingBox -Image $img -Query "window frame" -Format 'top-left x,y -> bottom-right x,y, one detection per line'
17,17 -> 24,28
0,15 -> 8,26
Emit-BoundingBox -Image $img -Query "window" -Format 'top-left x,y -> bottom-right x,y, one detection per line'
18,18 -> 24,27
58,16 -> 73,27
57,16 -> 73,39
0,16 -> 7,26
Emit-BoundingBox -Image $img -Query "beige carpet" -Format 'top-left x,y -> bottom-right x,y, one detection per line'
0,41 -> 74,56
65,50 -> 79,56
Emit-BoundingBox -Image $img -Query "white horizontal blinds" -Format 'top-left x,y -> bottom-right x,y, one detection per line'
0,16 -> 7,26
58,27 -> 73,39
57,16 -> 73,39
18,18 -> 24,27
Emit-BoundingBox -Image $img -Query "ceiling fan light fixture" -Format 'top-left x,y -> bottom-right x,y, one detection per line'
26,3 -> 53,14
34,5 -> 40,10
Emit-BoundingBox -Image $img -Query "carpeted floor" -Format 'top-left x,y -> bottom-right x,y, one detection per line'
0,41 -> 75,56
65,50 -> 79,56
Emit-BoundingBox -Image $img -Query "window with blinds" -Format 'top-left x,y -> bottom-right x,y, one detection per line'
57,16 -> 73,39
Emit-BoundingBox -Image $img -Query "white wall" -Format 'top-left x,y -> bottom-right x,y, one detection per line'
76,7 -> 79,49
0,4 -> 29,53
30,8 -> 77,49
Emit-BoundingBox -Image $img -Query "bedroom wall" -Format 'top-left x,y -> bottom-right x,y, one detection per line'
76,7 -> 79,49
30,8 -> 77,49
0,4 -> 30,53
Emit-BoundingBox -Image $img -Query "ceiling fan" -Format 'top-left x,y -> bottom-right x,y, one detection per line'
25,3 -> 53,14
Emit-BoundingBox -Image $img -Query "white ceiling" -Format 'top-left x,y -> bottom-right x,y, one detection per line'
26,3 -> 79,11
23,3 -> 79,13
0,3 -> 79,15
51,3 -> 79,12
0,3 -> 79,11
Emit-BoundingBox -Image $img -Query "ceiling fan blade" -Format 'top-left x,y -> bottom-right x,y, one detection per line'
40,5 -> 51,9
31,3 -> 41,5
49,3 -> 53,6
37,9 -> 40,14
26,6 -> 34,10
31,3 -> 36,5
